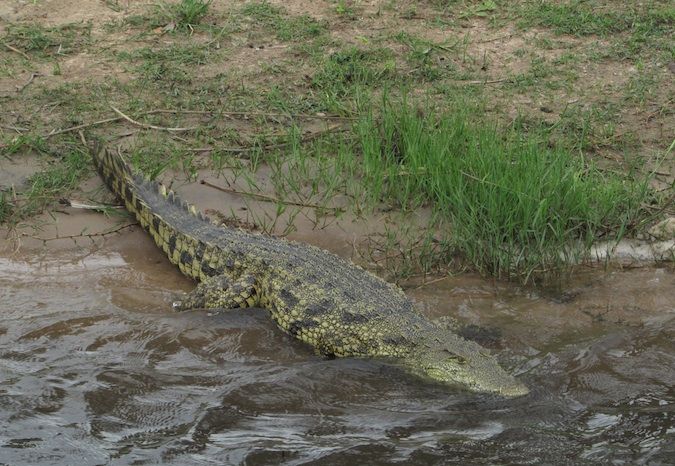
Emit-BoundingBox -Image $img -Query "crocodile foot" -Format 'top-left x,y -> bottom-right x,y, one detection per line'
172,274 -> 258,312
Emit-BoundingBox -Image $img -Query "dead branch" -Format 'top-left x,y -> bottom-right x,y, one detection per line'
21,222 -> 137,243
16,72 -> 40,92
461,78 -> 508,85
2,42 -> 30,60
110,105 -> 198,132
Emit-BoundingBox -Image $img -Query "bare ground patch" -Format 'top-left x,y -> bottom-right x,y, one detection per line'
1,0 -> 673,281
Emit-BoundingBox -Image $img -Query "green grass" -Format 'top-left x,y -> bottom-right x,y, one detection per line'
321,94 -> 653,281
511,102 -> 630,155
334,0 -> 357,19
117,43 -> 212,85
507,55 -> 557,90
1,134 -> 49,156
393,32 -> 457,81
625,63 -> 658,105
458,0 -> 498,19
2,23 -> 92,56
1,144 -> 91,223
277,15 -> 326,41
114,0 -> 214,33
27,150 -> 89,198
310,47 -> 398,111
521,1 -> 674,35
241,1 -> 284,20
159,0 -> 212,30
128,135 -> 197,180
233,90 -> 655,282
0,191 -> 13,223
519,1 -> 674,56
241,2 -> 326,41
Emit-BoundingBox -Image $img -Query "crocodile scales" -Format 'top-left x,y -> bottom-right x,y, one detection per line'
92,142 -> 528,397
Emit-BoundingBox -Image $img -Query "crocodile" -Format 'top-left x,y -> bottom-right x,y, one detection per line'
91,142 -> 529,397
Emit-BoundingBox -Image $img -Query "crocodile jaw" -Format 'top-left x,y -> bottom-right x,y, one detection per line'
402,334 -> 529,397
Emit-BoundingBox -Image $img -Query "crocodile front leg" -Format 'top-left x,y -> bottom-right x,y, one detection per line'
172,274 -> 258,312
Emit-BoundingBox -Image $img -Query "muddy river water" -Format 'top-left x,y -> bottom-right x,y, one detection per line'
1,228 -> 673,465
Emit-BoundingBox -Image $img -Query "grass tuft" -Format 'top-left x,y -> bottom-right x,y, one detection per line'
117,43 -> 212,86
346,94 -> 653,281
129,135 -> 196,181
520,1 -> 674,55
0,192 -> 13,223
160,0 -> 212,30
241,2 -> 326,41
6,146 -> 91,223
311,47 -> 398,110
2,23 -> 91,56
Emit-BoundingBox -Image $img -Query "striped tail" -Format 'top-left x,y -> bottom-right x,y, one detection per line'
91,141 -> 134,201
90,141 -> 213,281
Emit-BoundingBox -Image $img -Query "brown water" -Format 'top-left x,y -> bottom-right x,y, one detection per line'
1,229 -> 674,465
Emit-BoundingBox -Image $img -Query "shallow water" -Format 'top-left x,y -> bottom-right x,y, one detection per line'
1,230 -> 674,465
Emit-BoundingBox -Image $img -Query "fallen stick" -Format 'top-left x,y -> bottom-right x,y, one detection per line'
461,78 -> 508,85
59,198 -> 124,211
110,105 -> 198,132
21,222 -> 137,243
2,42 -> 30,60
16,72 -> 40,92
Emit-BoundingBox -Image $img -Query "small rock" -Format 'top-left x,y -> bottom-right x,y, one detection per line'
648,217 -> 675,240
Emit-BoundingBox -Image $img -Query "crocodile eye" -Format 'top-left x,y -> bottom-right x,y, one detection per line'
443,349 -> 466,364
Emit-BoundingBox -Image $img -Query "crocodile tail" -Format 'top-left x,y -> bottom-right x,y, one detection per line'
90,141 -> 209,222
91,140 -> 133,200
90,141 -> 213,281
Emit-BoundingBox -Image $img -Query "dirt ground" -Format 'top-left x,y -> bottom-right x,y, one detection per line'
1,0 -> 673,280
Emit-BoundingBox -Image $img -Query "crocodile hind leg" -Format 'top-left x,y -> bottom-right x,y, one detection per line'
172,274 -> 258,312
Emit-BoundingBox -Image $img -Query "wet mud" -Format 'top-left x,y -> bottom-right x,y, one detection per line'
1,218 -> 673,465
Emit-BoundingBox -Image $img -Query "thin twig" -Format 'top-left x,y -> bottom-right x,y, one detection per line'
41,109 -> 352,140
477,34 -> 514,44
114,130 -> 138,139
21,222 -> 137,243
46,111 -> 171,137
188,146 -> 247,153
1,107 -> 349,150
461,78 -> 508,85
148,109 -> 356,120
200,179 -> 344,212
186,147 -> 220,153
110,105 -> 198,132
414,275 -> 450,290
78,130 -> 87,146
635,192 -> 675,230
47,116 -> 126,137
370,241 -> 427,263
2,42 -> 30,60
0,124 -> 28,133
60,198 -> 124,210
16,72 -> 40,92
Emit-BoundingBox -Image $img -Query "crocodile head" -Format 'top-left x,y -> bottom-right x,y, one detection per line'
402,332 -> 529,397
